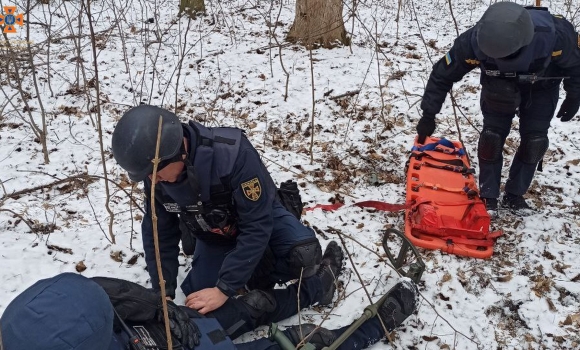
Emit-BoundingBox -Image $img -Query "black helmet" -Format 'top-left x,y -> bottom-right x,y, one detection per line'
112,105 -> 184,182
476,2 -> 534,59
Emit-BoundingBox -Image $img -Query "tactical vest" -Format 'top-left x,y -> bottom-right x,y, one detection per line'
472,8 -> 556,76
156,121 -> 242,245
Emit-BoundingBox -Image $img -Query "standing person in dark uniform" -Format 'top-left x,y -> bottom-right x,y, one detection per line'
0,270 -> 418,349
416,1 -> 580,214
111,105 -> 325,314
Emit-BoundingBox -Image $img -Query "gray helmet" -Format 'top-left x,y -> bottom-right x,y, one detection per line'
112,105 -> 184,182
476,2 -> 534,59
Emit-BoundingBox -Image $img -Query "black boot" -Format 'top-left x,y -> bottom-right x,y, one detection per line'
482,197 -> 498,211
502,192 -> 532,215
285,324 -> 336,350
377,280 -> 419,331
315,241 -> 344,306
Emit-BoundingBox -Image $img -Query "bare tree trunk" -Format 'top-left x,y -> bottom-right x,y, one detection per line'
287,0 -> 348,48
179,0 -> 205,18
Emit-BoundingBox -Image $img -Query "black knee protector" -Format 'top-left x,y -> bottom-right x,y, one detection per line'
287,238 -> 322,278
239,289 -> 276,326
517,134 -> 549,164
478,128 -> 504,162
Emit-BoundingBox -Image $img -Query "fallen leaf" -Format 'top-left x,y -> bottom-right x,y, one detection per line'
422,335 -> 438,341
562,313 -> 580,326
110,250 -> 124,263
127,254 -> 139,266
496,271 -> 513,282
75,261 -> 86,272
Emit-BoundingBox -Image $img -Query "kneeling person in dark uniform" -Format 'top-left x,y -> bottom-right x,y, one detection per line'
111,105 -> 323,313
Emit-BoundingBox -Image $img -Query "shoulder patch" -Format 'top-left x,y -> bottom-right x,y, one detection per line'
241,177 -> 262,201
445,52 -> 452,65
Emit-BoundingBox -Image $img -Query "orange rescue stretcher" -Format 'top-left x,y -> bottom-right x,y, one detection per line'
405,136 -> 502,258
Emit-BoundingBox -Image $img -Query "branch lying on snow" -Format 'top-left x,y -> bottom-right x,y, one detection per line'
1,173 -> 144,213
329,90 -> 360,100
0,208 -> 37,233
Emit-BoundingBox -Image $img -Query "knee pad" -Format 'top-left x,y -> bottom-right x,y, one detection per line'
239,289 -> 276,326
478,128 -> 504,162
517,135 -> 549,164
287,238 -> 322,278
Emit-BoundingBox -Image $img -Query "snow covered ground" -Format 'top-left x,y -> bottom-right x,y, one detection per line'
1,0 -> 579,348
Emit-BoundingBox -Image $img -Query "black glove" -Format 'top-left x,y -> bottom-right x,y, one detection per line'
161,302 -> 201,349
556,98 -> 580,122
416,114 -> 436,144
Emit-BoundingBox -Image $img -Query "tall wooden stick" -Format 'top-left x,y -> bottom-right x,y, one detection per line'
150,116 -> 173,349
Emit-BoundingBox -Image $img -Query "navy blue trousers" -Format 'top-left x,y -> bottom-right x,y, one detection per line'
479,83 -> 560,198
181,201 -> 316,296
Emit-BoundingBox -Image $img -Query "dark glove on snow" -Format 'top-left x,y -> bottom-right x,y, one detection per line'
556,98 -> 580,122
161,302 -> 201,349
416,115 -> 436,144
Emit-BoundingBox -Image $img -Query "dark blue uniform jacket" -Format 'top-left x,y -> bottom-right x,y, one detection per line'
141,121 -> 277,298
421,8 -> 580,117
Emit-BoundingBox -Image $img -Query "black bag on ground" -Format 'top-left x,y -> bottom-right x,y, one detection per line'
277,180 -> 304,220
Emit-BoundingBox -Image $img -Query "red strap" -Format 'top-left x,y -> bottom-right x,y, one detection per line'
305,200 -> 411,212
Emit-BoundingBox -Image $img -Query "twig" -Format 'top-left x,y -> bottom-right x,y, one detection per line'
309,46 -> 316,165
0,208 -> 37,233
85,0 -> 116,244
25,0 -> 49,164
1,173 -> 144,214
328,90 -> 361,101
149,116 -> 173,349
447,0 -> 460,36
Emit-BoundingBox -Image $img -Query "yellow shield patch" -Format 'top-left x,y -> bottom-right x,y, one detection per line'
241,177 -> 262,201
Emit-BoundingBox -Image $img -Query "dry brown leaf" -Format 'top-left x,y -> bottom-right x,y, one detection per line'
127,254 -> 139,266
546,298 -> 556,312
422,335 -> 438,342
75,261 -> 87,272
496,271 -> 513,282
439,272 -> 452,285
110,250 -> 124,263
562,313 -> 580,326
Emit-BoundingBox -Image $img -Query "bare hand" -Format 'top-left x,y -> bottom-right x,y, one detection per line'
184,287 -> 228,314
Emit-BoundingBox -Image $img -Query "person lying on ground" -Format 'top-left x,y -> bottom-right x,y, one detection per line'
0,252 -> 418,350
